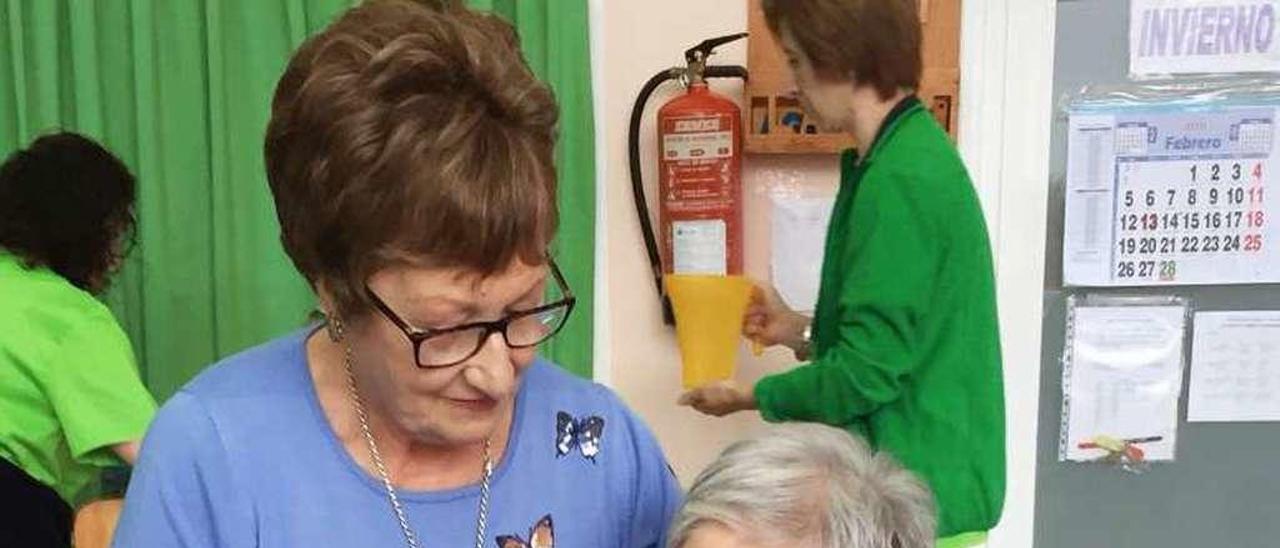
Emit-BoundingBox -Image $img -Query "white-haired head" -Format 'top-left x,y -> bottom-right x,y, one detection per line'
669,423 -> 936,548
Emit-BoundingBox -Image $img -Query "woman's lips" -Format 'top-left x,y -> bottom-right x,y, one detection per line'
446,397 -> 497,413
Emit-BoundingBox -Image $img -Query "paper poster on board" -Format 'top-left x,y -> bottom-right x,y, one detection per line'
1188,311 -> 1280,422
1064,103 -> 1279,286
1061,302 -> 1187,462
1131,0 -> 1280,78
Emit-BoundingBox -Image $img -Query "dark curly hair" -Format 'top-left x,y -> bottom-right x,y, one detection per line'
0,132 -> 137,294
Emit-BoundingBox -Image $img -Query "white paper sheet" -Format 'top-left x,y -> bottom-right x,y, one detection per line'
770,196 -> 835,313
1063,305 -> 1187,462
1188,311 -> 1280,422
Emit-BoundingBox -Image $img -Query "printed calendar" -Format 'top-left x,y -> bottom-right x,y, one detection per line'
1064,105 -> 1279,286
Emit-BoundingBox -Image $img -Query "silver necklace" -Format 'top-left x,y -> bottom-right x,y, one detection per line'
342,343 -> 493,548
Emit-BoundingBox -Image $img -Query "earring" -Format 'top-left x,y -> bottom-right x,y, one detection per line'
325,313 -> 345,342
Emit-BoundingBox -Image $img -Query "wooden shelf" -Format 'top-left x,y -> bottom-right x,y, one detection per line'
746,133 -> 855,155
743,0 -> 962,155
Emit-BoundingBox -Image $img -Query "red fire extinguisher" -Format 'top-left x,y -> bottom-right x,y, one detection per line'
629,34 -> 749,324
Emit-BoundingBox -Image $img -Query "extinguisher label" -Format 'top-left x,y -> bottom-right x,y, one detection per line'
659,108 -> 742,275
663,131 -> 734,161
673,118 -> 721,132
672,219 -> 727,275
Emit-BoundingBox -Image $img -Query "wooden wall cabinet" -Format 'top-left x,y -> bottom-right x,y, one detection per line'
745,0 -> 961,155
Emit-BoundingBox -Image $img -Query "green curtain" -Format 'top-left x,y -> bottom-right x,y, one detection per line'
0,0 -> 595,402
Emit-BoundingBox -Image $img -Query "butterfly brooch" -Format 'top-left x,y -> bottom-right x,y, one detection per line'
497,514 -> 554,548
555,411 -> 605,463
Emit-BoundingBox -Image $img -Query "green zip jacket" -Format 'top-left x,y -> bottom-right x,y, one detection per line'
754,98 -> 1005,537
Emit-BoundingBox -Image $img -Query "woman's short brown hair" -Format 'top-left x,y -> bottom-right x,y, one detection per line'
265,0 -> 559,316
762,0 -> 922,100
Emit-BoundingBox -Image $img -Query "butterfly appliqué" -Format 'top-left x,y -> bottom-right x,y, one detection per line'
555,411 -> 604,463
496,514 -> 554,548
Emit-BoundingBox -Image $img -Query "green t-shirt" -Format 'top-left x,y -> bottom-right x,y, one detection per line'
0,251 -> 156,505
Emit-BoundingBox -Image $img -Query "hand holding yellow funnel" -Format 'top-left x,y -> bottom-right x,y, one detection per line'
664,275 -> 755,389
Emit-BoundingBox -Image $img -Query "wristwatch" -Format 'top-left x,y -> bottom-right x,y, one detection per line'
795,323 -> 813,361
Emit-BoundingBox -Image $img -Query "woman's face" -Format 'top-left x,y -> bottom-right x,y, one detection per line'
778,25 -> 857,133
343,258 -> 550,448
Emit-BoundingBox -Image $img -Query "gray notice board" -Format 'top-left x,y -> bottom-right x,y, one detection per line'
1036,2 -> 1280,547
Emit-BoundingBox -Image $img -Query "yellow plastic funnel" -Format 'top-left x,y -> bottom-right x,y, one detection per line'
664,275 -> 754,388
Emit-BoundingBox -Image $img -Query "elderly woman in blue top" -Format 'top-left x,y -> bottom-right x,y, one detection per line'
113,1 -> 680,546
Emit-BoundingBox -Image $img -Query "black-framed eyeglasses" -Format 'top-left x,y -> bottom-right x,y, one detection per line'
366,259 -> 576,369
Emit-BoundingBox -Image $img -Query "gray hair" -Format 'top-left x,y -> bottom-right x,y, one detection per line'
669,423 -> 936,548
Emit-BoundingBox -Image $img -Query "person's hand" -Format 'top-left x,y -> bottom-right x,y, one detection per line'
677,380 -> 757,417
743,284 -> 810,353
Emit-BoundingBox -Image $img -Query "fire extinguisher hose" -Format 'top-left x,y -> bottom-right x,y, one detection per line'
628,68 -> 682,323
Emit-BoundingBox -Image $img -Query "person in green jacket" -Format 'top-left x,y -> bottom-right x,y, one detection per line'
0,132 -> 157,547
677,1 -> 1005,545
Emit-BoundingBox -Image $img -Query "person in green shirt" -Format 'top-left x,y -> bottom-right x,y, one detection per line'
0,132 -> 157,547
677,1 -> 1005,545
